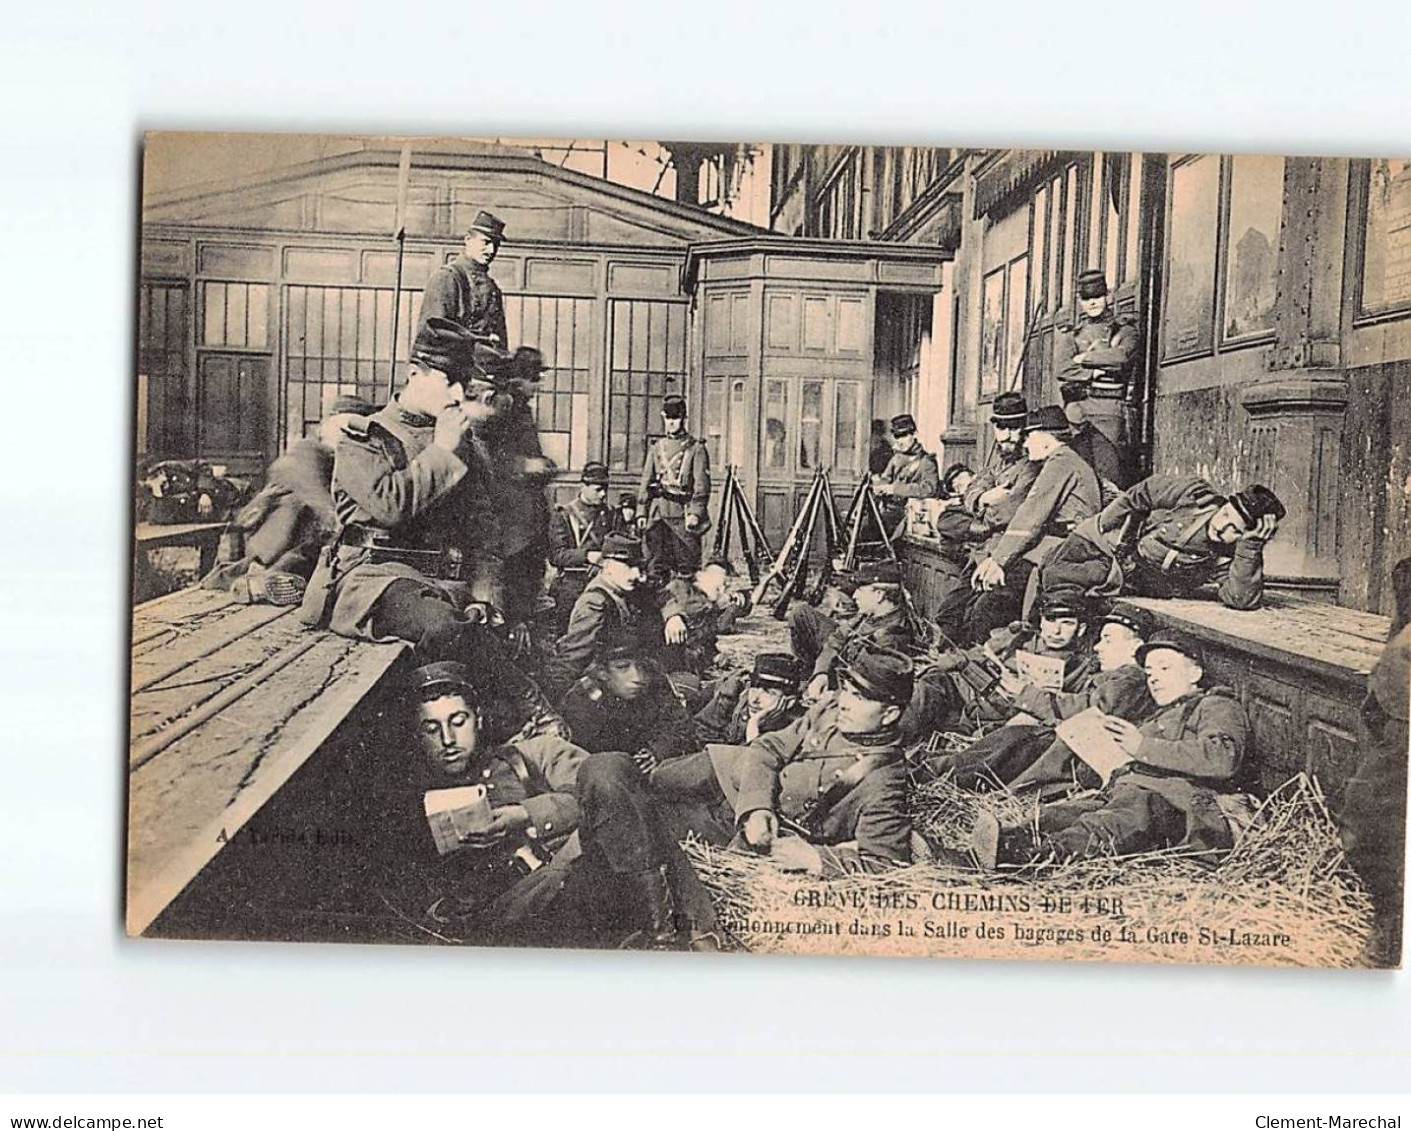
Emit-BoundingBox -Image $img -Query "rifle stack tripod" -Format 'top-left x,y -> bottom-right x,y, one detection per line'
744,467 -> 904,620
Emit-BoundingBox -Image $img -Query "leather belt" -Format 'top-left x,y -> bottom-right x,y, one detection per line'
343,523 -> 464,580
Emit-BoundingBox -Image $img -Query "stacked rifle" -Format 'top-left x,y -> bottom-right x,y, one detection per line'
710,465 -> 775,586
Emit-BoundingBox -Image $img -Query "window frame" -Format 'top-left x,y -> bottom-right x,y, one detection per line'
1352,157 -> 1411,326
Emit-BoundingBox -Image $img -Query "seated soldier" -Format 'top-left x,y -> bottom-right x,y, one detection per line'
789,559 -> 913,698
972,631 -> 1249,866
658,556 -> 746,690
871,413 -> 940,530
938,606 -> 1154,791
1039,474 -> 1285,611
613,491 -> 639,534
693,652 -> 806,744
574,641 -> 916,945
546,461 -> 615,631
366,661 -> 600,945
559,641 -> 699,764
544,533 -> 659,699
202,394 -> 374,605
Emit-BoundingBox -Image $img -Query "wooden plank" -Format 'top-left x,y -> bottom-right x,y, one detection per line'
126,634 -> 406,936
134,521 -> 228,548
132,604 -> 292,690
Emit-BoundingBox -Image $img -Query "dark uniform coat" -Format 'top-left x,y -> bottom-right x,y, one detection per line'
416,255 -> 508,347
807,605 -> 913,679
559,668 -> 699,761
963,447 -> 1041,562
1055,308 -> 1139,392
547,497 -> 615,621
639,434 -> 711,531
544,575 -> 662,697
713,694 -> 912,873
1035,685 -> 1248,859
877,443 -> 941,499
297,403 -> 497,639
1048,475 -> 1268,610
988,445 -> 1101,572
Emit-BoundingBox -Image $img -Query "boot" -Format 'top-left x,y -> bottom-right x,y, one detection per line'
970,815 -> 1041,869
620,866 -> 687,950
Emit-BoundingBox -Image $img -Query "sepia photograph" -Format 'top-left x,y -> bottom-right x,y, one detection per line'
126,132 -> 1409,970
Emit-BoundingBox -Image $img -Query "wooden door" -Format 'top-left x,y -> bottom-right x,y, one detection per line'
196,352 -> 270,477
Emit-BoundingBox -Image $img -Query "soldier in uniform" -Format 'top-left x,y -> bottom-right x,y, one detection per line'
788,559 -> 914,696
558,641 -> 700,765
573,641 -> 917,945
972,631 -> 1249,866
1054,269 -> 1139,451
638,393 -> 711,579
658,557 -> 745,689
367,661 -> 598,944
1037,474 -> 1285,611
693,652 -> 806,745
613,491 -> 639,534
871,413 -> 940,531
1061,383 -> 1129,496
544,533 -> 660,698
415,210 -> 508,348
546,461 -> 615,631
297,319 -> 525,693
941,406 -> 1100,645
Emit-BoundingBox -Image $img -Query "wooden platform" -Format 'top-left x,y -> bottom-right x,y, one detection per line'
126,587 -> 406,936
133,521 -> 227,576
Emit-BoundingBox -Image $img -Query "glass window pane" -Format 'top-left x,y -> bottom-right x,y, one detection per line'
1224,155 -> 1284,339
728,379 -> 747,469
799,380 -> 822,470
203,282 -> 225,346
1088,154 -> 1105,270
763,379 -> 788,471
1163,155 -> 1220,359
834,382 -> 859,474
1005,257 -> 1029,388
247,284 -> 269,349
1125,153 -> 1143,284
1361,158 -> 1411,315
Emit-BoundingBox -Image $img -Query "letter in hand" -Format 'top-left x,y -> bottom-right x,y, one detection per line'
741,809 -> 777,853
1097,714 -> 1143,759
433,402 -> 474,454
770,834 -> 824,876
459,803 -> 530,849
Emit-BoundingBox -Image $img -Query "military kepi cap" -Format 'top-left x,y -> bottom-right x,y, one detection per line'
837,641 -> 915,707
329,394 -> 376,416
750,652 -> 803,691
411,318 -> 506,388
1024,405 -> 1072,439
580,461 -> 610,486
1059,381 -> 1090,404
618,492 -> 637,508
600,532 -> 645,565
468,209 -> 506,241
412,660 -> 476,698
990,391 -> 1029,426
1039,587 -> 1087,620
889,413 -> 918,437
852,559 -> 904,589
1228,484 -> 1286,526
1136,630 -> 1206,672
1077,269 -> 1109,299
662,394 -> 687,419
1100,606 -> 1153,640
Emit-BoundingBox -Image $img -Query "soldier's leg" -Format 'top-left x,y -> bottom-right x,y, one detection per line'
899,670 -> 964,749
646,748 -> 726,805
964,564 -> 1031,642
1009,736 -> 1100,794
947,724 -> 1055,790
787,603 -> 837,669
1039,534 -> 1115,597
932,581 -> 979,644
1038,781 -> 1184,860
673,524 -> 703,574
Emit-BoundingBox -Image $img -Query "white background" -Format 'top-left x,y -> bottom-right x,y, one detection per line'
1,0 -> 1408,1095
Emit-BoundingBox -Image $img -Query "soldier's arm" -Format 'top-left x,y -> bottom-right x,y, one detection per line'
817,776 -> 913,876
989,461 -> 1072,569
1132,695 -> 1247,781
962,460 -> 996,512
1092,667 -> 1154,722
887,457 -> 941,499
1216,538 -> 1266,610
513,734 -> 590,838
647,684 -> 701,760
733,710 -> 811,821
983,460 -> 1040,529
636,446 -> 656,508
690,444 -> 712,516
1054,325 -> 1088,383
416,268 -> 460,333
547,510 -> 591,570
545,593 -> 607,694
332,432 -> 468,528
1080,322 -> 1140,370
486,287 -> 509,349
692,674 -> 746,744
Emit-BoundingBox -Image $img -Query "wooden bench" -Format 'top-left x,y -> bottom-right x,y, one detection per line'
126,586 -> 407,936
133,521 -> 229,578
1116,592 -> 1389,806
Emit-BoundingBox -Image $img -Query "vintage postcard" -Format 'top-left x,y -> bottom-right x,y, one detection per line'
128,132 -> 1409,969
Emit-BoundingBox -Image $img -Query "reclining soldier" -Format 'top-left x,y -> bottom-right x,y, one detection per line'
693,652 -> 806,745
1037,474 -> 1285,611
658,556 -> 747,697
366,661 -> 599,945
971,630 -> 1249,867
788,559 -> 913,698
937,605 -> 1154,792
298,318 -> 538,702
574,641 -> 917,946
558,640 -> 700,766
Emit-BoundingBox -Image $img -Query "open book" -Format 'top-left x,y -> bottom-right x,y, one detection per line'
1053,707 -> 1134,785
1014,649 -> 1067,693
423,785 -> 493,857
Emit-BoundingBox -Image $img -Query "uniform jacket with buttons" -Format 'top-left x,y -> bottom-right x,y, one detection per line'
989,445 -> 1101,570
559,668 -> 699,761
548,498 -> 615,573
1076,474 -> 1267,609
812,605 -> 914,678
297,402 -> 497,638
638,434 -> 711,529
963,447 -> 1042,564
544,575 -> 663,696
719,694 -> 912,871
416,256 -> 508,347
877,443 -> 941,499
1055,309 -> 1138,389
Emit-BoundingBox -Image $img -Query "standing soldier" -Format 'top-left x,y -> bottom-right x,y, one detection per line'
871,413 -> 940,531
416,209 -> 508,348
547,461 -> 615,630
1054,269 -> 1139,453
638,393 -> 711,579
